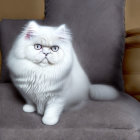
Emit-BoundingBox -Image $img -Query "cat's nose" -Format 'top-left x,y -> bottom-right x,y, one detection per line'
43,52 -> 49,56
42,48 -> 50,56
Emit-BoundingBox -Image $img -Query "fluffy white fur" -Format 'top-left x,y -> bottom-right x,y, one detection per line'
7,21 -> 119,125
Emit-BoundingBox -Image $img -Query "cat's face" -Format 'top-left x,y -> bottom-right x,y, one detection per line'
14,21 -> 72,67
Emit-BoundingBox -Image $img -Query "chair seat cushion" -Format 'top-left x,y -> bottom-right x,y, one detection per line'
0,83 -> 140,140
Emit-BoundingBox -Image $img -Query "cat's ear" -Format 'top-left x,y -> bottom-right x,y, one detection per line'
23,21 -> 39,39
56,24 -> 72,41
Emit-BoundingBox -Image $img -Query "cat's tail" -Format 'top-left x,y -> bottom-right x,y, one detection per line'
89,84 -> 119,100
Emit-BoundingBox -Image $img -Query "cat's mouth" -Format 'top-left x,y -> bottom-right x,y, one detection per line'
40,57 -> 48,63
38,56 -> 52,65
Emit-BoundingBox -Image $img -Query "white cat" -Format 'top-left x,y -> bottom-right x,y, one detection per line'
7,21 -> 119,125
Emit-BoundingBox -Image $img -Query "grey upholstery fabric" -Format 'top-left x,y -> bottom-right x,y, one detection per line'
0,20 -> 44,83
0,83 -> 140,140
45,0 -> 125,91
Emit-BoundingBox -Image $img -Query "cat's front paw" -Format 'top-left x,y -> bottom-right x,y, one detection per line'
23,104 -> 36,113
42,115 -> 59,125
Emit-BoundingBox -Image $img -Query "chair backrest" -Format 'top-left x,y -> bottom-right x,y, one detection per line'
45,0 -> 125,90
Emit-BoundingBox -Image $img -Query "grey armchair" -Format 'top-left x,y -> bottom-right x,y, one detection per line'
1,0 -> 140,139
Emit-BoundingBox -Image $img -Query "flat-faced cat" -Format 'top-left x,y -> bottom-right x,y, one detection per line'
7,21 -> 119,125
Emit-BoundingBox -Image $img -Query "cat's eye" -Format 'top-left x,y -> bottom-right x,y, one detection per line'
34,44 -> 42,50
51,45 -> 59,52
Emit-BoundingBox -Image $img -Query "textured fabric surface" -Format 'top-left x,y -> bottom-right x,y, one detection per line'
45,0 -> 125,91
0,0 -> 45,20
0,83 -> 140,139
0,20 -> 45,82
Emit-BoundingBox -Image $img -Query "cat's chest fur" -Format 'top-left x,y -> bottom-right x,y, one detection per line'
15,72 -> 63,96
13,68 -> 66,104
